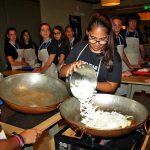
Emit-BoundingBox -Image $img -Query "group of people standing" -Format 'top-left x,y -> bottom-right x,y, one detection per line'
112,14 -> 144,73
4,24 -> 79,79
111,14 -> 145,95
4,13 -> 145,94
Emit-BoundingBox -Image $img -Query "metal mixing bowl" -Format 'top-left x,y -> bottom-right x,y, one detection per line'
69,64 -> 97,99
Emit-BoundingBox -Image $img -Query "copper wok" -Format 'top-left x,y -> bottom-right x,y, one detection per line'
0,73 -> 70,114
59,94 -> 148,137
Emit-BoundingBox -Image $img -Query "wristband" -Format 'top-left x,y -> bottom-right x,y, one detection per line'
12,132 -> 25,147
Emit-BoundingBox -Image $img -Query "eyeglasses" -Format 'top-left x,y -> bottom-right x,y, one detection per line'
53,32 -> 61,35
88,34 -> 109,45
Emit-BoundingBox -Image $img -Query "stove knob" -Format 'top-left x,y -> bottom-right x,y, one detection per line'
59,142 -> 64,150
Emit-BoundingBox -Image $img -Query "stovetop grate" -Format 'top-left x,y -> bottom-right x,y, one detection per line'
54,126 -> 147,150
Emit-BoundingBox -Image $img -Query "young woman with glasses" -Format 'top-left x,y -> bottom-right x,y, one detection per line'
60,13 -> 122,93
52,25 -> 70,71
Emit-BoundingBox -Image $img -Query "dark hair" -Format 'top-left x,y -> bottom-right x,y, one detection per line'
125,13 -> 141,26
65,25 -> 78,40
40,23 -> 51,30
65,25 -> 75,33
53,25 -> 71,51
111,16 -> 122,23
53,25 -> 66,41
4,27 -> 19,46
20,30 -> 33,47
87,13 -> 116,70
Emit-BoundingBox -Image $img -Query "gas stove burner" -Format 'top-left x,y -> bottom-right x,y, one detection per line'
55,126 -> 147,150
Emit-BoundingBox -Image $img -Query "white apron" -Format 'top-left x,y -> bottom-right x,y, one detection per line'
23,48 -> 37,67
115,44 -> 128,96
10,43 -> 24,70
116,35 -> 127,72
123,31 -> 140,71
38,42 -> 58,79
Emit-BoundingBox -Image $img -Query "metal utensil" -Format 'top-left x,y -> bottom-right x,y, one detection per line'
59,94 -> 148,137
69,64 -> 97,99
0,73 -> 70,114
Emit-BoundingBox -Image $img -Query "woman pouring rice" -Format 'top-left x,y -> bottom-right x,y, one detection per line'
60,13 -> 122,94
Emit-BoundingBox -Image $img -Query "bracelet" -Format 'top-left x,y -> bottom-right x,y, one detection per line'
12,132 -> 25,148
13,134 -> 23,148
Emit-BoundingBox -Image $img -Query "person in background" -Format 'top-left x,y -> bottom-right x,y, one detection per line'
122,14 -> 145,71
20,30 -> 39,67
0,128 -> 42,150
4,27 -> 28,70
53,25 -> 70,72
33,23 -> 58,78
65,25 -> 79,50
111,16 -> 140,76
1,32 -> 42,149
111,16 -> 132,96
60,13 -> 122,93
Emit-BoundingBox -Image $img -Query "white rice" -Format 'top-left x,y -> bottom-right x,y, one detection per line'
78,95 -> 132,130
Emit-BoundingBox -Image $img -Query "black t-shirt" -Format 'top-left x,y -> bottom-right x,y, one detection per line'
72,37 -> 80,47
39,39 -> 58,54
65,41 -> 122,92
4,42 -> 19,70
38,39 -> 58,65
122,29 -> 144,45
20,42 -> 38,50
53,41 -> 70,65
45,40 -> 58,55
116,34 -> 127,48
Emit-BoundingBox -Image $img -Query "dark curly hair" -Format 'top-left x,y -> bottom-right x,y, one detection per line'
125,13 -> 141,26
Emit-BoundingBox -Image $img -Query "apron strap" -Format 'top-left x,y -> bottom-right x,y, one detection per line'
118,34 -> 124,45
9,42 -> 19,51
76,44 -> 88,61
97,58 -> 102,77
38,39 -> 51,50
126,30 -> 139,38
76,43 -> 102,78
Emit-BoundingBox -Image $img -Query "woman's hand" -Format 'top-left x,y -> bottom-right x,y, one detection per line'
20,128 -> 42,144
32,67 -> 41,73
22,62 -> 29,67
145,79 -> 150,83
129,64 -> 140,69
122,70 -> 132,77
66,61 -> 84,77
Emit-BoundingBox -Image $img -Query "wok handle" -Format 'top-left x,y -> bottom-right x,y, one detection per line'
144,116 -> 150,135
70,128 -> 85,139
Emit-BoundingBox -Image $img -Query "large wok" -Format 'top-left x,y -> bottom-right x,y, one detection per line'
59,94 -> 148,137
0,73 -> 70,114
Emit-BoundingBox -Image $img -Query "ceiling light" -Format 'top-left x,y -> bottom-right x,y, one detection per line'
101,0 -> 120,6
138,12 -> 150,20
